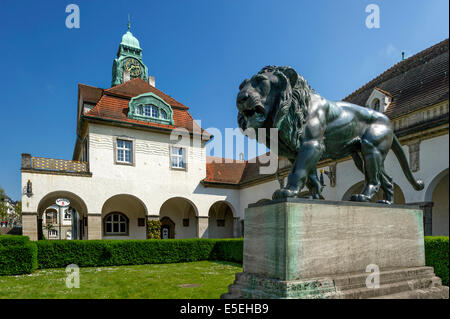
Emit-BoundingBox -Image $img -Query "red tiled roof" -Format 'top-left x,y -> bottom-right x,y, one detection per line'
105,78 -> 188,109
78,83 -> 103,104
82,78 -> 208,136
204,157 -> 247,185
204,154 -> 277,185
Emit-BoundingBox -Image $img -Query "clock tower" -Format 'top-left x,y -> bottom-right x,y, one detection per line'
111,22 -> 149,87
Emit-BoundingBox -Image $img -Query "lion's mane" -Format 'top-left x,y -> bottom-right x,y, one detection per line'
258,66 -> 312,153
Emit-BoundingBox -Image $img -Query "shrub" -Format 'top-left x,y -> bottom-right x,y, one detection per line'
0,242 -> 37,275
0,235 -> 30,247
424,236 -> 449,286
147,220 -> 161,239
211,238 -> 243,263
36,239 -> 226,269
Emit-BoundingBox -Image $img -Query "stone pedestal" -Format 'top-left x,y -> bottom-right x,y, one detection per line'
222,199 -> 448,299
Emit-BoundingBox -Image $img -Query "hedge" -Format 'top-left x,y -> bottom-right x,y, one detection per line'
424,236 -> 449,286
210,238 -> 243,263
1,236 -> 447,285
0,235 -> 37,276
0,235 -> 31,248
36,238 -> 243,269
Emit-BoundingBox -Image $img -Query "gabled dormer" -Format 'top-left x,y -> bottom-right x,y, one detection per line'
365,88 -> 392,113
128,92 -> 174,125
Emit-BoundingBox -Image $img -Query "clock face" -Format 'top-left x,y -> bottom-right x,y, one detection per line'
124,58 -> 142,77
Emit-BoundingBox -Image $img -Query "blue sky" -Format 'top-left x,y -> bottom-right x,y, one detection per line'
0,0 -> 448,200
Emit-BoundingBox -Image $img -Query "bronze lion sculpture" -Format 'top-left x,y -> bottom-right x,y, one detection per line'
237,66 -> 424,204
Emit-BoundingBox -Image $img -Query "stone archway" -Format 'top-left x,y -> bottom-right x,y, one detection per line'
342,181 -> 406,204
36,191 -> 88,240
160,217 -> 175,239
101,194 -> 147,240
208,201 -> 235,239
425,169 -> 449,235
159,197 -> 198,239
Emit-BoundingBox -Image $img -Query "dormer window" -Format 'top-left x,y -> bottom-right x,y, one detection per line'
366,88 -> 392,113
372,98 -> 381,112
135,104 -> 167,120
151,105 -> 159,118
128,92 -> 174,125
83,103 -> 95,114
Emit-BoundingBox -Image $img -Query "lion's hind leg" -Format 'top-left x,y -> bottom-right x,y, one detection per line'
306,170 -> 323,199
377,167 -> 394,204
350,139 -> 385,203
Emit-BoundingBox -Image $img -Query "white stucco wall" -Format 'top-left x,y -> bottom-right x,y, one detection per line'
22,123 -> 241,239
21,120 -> 448,238
238,134 -> 449,226
432,173 -> 449,236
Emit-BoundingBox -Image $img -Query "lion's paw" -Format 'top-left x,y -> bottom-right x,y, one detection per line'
350,194 -> 371,202
376,200 -> 392,205
272,188 -> 299,200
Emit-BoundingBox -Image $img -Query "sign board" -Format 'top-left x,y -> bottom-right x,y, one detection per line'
56,198 -> 71,207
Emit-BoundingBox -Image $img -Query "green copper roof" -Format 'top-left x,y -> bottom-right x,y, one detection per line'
121,30 -> 141,49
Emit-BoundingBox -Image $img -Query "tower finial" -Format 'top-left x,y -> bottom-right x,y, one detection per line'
127,14 -> 131,31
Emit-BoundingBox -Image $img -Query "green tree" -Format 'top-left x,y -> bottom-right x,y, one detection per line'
0,187 -> 7,222
6,201 -> 22,227
147,220 -> 162,239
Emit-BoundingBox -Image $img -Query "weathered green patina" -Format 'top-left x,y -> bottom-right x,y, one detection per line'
112,22 -> 149,86
222,199 -> 435,299
128,92 -> 174,125
236,66 -> 424,204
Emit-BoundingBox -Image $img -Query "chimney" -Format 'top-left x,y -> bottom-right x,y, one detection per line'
148,76 -> 156,87
123,70 -> 130,83
21,153 -> 32,169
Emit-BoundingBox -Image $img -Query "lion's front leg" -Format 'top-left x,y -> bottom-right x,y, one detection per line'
306,170 -> 323,199
272,140 -> 324,200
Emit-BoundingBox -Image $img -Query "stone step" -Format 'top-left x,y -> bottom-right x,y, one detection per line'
334,276 -> 443,299
332,266 -> 436,291
222,267 -> 448,299
369,286 -> 449,299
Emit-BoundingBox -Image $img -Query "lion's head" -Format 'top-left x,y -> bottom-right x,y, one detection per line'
236,65 -> 313,152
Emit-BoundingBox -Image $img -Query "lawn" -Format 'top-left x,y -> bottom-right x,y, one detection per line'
0,260 -> 242,299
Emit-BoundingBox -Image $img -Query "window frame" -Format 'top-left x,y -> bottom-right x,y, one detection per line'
170,146 -> 187,170
81,136 -> 89,163
49,229 -> 58,238
113,137 -> 135,166
46,211 -> 58,225
63,209 -> 72,220
103,212 -> 129,236
128,92 -> 174,125
372,98 -> 381,112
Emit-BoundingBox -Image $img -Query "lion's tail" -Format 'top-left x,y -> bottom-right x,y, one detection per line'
391,135 -> 424,191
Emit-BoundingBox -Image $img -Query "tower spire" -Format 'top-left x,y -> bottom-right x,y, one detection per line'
127,14 -> 130,31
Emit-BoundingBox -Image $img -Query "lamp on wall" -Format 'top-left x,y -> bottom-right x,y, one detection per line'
23,180 -> 33,198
